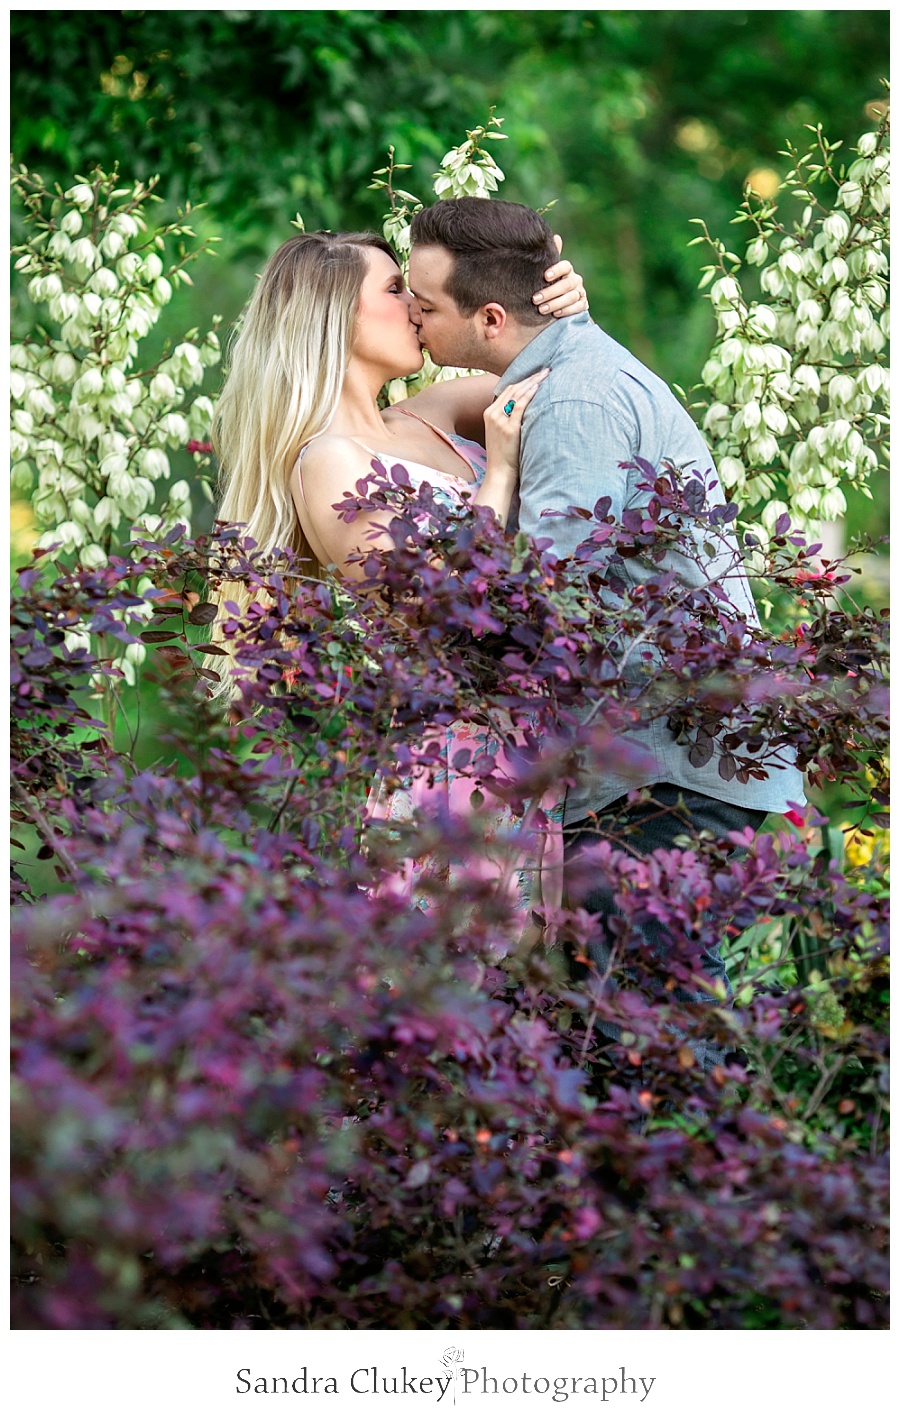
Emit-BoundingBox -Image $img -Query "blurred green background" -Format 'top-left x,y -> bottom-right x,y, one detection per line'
12,9 -> 888,380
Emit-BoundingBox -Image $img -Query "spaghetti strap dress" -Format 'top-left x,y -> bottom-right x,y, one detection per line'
297,409 -> 564,948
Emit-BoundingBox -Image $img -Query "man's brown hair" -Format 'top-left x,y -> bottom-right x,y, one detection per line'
410,198 -> 557,325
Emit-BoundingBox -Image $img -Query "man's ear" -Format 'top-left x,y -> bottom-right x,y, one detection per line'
480,302 -> 508,340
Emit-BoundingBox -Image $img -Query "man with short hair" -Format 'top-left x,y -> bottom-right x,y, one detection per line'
408,198 -> 804,1054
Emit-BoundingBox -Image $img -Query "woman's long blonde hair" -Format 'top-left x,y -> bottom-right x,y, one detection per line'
208,230 -> 398,692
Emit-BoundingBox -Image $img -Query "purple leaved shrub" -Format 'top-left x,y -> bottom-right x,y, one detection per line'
11,463 -> 888,1328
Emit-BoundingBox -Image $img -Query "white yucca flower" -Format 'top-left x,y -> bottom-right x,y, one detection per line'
822,211 -> 851,244
746,433 -> 779,464
746,305 -> 778,337
73,367 -> 104,401
54,520 -> 86,552
693,113 -> 887,547
100,451 -> 129,482
792,365 -> 821,396
10,370 -> 28,401
188,394 -> 215,439
172,342 -> 204,385
778,249 -> 804,277
823,255 -> 850,286
160,412 -> 190,444
93,496 -> 119,529
138,447 -> 170,481
79,544 -> 108,570
104,366 -> 126,394
12,163 -> 221,569
837,180 -> 863,212
112,212 -> 139,239
64,184 -> 95,210
168,478 -> 191,508
69,237 -> 101,273
100,229 -> 125,261
759,265 -> 786,298
820,487 -> 848,520
107,469 -> 154,519
859,365 -> 885,396
746,238 -> 768,265
62,622 -> 92,653
149,372 -> 177,406
116,252 -> 143,282
51,352 -> 78,384
760,499 -> 790,531
125,304 -> 155,339
89,266 -> 118,297
712,274 -> 742,303
718,456 -> 746,487
762,404 -> 789,436
109,390 -> 136,419
47,232 -> 72,260
796,299 -> 822,326
828,374 -> 856,407
199,331 -> 221,365
25,386 -> 56,419
48,290 -> 81,324
60,209 -> 84,236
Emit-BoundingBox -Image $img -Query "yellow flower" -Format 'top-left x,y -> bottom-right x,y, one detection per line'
842,822 -> 889,869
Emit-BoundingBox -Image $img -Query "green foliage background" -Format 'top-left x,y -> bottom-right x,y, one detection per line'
12,8 -> 887,389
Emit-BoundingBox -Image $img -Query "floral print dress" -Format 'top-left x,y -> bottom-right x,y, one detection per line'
363,411 -> 564,947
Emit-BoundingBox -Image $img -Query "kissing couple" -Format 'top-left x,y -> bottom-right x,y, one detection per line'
212,196 -> 803,1062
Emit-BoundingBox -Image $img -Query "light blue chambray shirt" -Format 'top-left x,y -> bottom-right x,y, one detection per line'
494,313 -> 806,825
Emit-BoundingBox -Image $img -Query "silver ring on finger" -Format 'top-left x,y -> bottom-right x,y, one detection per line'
503,399 -> 516,417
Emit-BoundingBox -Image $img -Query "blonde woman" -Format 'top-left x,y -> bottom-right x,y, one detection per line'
213,229 -> 586,588
212,227 -> 587,933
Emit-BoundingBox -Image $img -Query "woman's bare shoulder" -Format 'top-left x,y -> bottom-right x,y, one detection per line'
294,434 -> 375,484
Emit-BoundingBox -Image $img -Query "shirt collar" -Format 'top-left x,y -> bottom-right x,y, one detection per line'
492,312 -> 592,395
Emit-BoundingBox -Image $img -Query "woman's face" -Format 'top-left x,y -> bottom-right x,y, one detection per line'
351,248 -> 424,380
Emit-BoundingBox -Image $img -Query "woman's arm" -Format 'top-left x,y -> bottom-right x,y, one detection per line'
396,373 -> 497,446
290,373 -> 547,577
471,370 -> 549,525
394,244 -> 588,443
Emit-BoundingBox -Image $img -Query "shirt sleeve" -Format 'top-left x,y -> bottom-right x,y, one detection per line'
517,398 -> 635,561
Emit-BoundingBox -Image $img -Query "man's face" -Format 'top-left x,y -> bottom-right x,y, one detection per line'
407,245 -> 483,369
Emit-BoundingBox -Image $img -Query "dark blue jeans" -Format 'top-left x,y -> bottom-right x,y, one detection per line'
564,783 -> 766,1068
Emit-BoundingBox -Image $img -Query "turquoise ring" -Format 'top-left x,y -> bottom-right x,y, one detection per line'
503,399 -> 516,417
